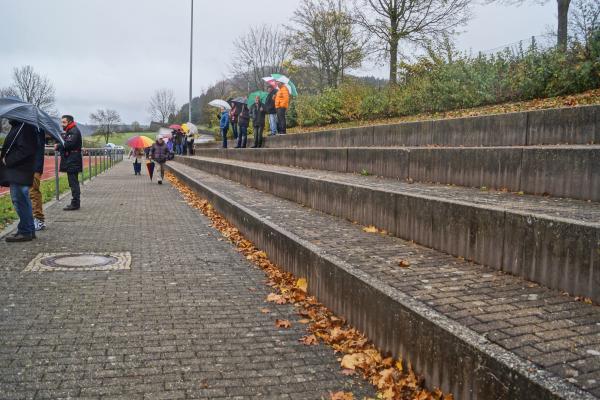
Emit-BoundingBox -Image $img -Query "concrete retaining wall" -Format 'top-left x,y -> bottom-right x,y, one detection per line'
195,105 -> 599,150
168,162 -> 592,400
175,156 -> 600,303
192,146 -> 600,201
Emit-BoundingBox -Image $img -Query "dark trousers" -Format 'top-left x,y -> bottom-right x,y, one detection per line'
236,125 -> 248,148
133,160 -> 141,175
253,126 -> 263,147
276,108 -> 287,134
10,184 -> 34,236
67,172 -> 81,206
188,140 -> 194,155
231,122 -> 238,140
221,127 -> 229,148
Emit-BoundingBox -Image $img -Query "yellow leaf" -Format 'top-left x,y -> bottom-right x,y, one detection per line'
296,278 -> 308,292
363,225 -> 379,233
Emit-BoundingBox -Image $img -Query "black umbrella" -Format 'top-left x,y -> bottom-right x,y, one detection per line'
0,97 -> 64,145
230,96 -> 247,105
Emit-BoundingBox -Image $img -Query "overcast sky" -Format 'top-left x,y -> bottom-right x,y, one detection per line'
0,0 -> 556,124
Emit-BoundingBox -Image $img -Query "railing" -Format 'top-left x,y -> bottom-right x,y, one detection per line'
44,148 -> 125,201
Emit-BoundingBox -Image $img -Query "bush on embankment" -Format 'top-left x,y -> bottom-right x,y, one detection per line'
292,33 -> 600,127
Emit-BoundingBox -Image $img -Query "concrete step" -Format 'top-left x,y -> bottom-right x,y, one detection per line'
174,156 -> 600,303
167,160 -> 599,400
196,105 -> 599,149
193,145 -> 600,202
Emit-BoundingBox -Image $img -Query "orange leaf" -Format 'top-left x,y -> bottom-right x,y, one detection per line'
275,319 -> 292,328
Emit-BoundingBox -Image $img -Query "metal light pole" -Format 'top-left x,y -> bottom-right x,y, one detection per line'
188,0 -> 194,124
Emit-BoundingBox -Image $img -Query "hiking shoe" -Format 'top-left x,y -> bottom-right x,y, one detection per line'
63,204 -> 80,211
34,219 -> 46,231
5,233 -> 35,242
158,180 -> 163,185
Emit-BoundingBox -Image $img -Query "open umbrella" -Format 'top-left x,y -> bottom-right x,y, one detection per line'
231,96 -> 247,105
247,91 -> 269,107
208,99 -> 231,110
262,77 -> 278,89
182,122 -> 198,135
127,135 -> 154,149
169,124 -> 181,130
271,74 -> 298,97
146,161 -> 155,181
0,97 -> 64,145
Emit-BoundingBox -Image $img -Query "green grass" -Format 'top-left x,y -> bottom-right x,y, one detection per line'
0,160 -> 119,230
85,132 -> 154,148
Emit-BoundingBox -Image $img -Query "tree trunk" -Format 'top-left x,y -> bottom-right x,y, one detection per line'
557,0 -> 571,50
389,40 -> 398,85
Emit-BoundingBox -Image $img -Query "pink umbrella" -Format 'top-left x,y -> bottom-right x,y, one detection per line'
169,124 -> 181,130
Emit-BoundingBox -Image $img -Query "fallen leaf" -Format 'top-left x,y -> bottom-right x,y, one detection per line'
275,319 -> 292,328
362,225 -> 379,233
398,260 -> 410,267
300,334 -> 318,345
330,392 -> 353,400
296,277 -> 308,292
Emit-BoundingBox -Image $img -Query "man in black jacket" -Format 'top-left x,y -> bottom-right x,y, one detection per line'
0,120 -> 37,242
56,115 -> 83,210
264,87 -> 277,136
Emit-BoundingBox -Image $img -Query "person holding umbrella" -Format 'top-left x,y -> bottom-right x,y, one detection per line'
56,115 -> 83,211
229,101 -> 239,141
275,82 -> 290,135
0,120 -> 37,242
150,135 -> 169,184
219,107 -> 230,148
264,86 -> 278,136
250,95 -> 266,148
30,129 -> 47,230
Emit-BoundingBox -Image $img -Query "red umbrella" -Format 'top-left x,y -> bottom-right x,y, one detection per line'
146,161 -> 155,181
169,124 -> 181,130
127,135 -> 154,149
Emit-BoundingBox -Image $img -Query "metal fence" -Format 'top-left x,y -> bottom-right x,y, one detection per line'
45,148 -> 125,201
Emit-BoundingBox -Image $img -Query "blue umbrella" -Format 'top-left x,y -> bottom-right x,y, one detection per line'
0,97 -> 64,145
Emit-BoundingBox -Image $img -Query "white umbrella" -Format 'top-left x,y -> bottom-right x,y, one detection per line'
274,75 -> 290,84
185,122 -> 198,135
209,99 -> 231,110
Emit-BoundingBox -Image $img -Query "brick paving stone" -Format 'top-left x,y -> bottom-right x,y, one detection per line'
0,162 -> 374,399
170,160 -> 600,398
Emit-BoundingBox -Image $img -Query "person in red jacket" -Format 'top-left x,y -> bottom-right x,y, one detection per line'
274,82 -> 290,135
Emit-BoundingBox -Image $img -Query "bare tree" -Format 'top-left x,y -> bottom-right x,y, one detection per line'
0,86 -> 18,98
148,89 -> 177,124
354,0 -> 471,84
231,25 -> 291,91
570,0 -> 600,51
90,109 -> 121,144
291,0 -> 365,88
7,65 -> 56,112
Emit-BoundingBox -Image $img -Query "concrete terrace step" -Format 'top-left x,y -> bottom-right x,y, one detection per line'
175,156 -> 600,303
167,161 -> 600,400
193,145 -> 600,201
196,105 -> 599,149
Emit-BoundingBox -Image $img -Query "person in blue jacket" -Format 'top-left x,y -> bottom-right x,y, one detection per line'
219,107 -> 230,148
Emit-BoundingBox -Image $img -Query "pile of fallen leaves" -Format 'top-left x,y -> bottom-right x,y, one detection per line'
167,172 -> 453,400
289,88 -> 600,134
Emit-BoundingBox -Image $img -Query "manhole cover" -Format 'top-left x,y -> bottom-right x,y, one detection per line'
23,252 -> 131,272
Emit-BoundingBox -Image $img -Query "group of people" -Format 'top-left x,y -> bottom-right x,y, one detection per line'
172,129 -> 195,156
219,81 -> 290,149
127,135 -> 171,184
0,115 -> 83,243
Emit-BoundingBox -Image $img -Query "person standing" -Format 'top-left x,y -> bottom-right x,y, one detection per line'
187,132 -> 195,155
174,130 -> 183,155
57,115 -> 83,211
229,102 -> 239,141
182,131 -> 188,155
275,82 -> 290,135
250,96 -> 266,148
264,86 -> 278,136
0,120 -> 37,242
150,136 -> 169,184
30,130 -> 46,230
235,104 -> 250,148
219,108 -> 230,148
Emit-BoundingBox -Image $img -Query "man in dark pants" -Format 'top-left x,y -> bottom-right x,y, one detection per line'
56,115 -> 83,211
0,120 -> 37,242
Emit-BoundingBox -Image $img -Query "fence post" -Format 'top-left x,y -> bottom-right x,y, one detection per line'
54,151 -> 60,201
89,151 -> 92,181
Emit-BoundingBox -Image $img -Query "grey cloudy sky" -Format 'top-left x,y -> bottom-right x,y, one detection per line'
0,0 -> 555,124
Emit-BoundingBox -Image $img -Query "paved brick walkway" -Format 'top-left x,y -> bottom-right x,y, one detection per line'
0,162 -> 374,400
171,161 -> 600,398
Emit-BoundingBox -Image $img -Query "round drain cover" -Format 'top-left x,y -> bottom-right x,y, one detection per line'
40,254 -> 119,269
